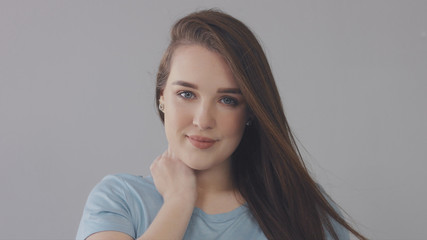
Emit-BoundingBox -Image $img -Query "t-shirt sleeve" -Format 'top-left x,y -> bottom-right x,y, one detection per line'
76,175 -> 135,240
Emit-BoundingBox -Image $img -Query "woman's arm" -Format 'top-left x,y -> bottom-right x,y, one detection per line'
138,150 -> 197,240
137,194 -> 195,240
85,196 -> 194,240
85,150 -> 196,240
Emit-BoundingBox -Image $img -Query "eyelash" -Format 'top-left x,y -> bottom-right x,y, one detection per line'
178,91 -> 195,100
220,96 -> 238,106
177,91 -> 239,107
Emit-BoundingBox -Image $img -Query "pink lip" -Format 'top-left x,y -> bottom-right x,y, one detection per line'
187,135 -> 217,149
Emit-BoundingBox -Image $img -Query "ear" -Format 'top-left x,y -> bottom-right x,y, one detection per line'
159,94 -> 165,104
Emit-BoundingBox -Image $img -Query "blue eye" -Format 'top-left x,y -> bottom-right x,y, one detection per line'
178,91 -> 195,99
221,97 -> 238,106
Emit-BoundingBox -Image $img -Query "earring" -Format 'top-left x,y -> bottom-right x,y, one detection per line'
246,120 -> 252,126
159,103 -> 164,112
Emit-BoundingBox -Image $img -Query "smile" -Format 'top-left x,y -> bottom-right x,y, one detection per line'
186,135 -> 217,149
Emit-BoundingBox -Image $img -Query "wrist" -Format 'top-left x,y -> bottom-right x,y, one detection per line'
163,193 -> 197,207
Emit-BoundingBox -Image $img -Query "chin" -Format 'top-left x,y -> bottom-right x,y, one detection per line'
188,156 -> 232,173
181,158 -> 213,171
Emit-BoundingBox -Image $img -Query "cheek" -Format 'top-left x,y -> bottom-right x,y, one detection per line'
164,98 -> 192,136
219,112 -> 246,137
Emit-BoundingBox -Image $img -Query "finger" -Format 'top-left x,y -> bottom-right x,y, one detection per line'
150,154 -> 162,170
149,162 -> 155,172
156,151 -> 166,163
167,146 -> 172,157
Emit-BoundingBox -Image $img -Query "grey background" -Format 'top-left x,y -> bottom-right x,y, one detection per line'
1,1 -> 426,239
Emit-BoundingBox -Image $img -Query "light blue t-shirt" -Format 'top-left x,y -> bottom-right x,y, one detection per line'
76,174 -> 349,240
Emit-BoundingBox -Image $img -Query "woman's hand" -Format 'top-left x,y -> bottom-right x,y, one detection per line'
136,149 -> 197,240
150,148 -> 197,204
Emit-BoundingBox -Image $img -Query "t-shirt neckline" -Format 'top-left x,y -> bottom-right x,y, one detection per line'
192,203 -> 249,222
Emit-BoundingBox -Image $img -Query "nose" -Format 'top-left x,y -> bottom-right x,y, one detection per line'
192,102 -> 216,130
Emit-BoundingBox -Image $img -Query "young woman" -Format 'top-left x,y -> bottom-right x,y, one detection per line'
77,9 -> 367,240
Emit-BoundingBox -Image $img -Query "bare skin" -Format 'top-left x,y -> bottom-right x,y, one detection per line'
86,149 -> 242,240
86,45 -> 247,240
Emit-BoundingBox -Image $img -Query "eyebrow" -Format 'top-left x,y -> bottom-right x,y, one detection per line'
172,80 -> 242,94
172,81 -> 198,89
217,88 -> 242,94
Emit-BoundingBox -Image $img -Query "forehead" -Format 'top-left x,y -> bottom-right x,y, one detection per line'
168,45 -> 238,89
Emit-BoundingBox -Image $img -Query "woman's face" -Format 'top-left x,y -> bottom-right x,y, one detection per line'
160,45 -> 249,171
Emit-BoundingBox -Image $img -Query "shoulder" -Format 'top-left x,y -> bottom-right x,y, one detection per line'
97,173 -> 153,188
93,173 -> 159,197
76,174 -> 162,240
85,173 -> 162,214
85,174 -> 157,203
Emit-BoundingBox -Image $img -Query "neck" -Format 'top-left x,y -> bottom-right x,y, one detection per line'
193,159 -> 244,214
195,158 -> 233,193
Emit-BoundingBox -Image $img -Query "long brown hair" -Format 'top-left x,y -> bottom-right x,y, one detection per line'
155,9 -> 366,240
